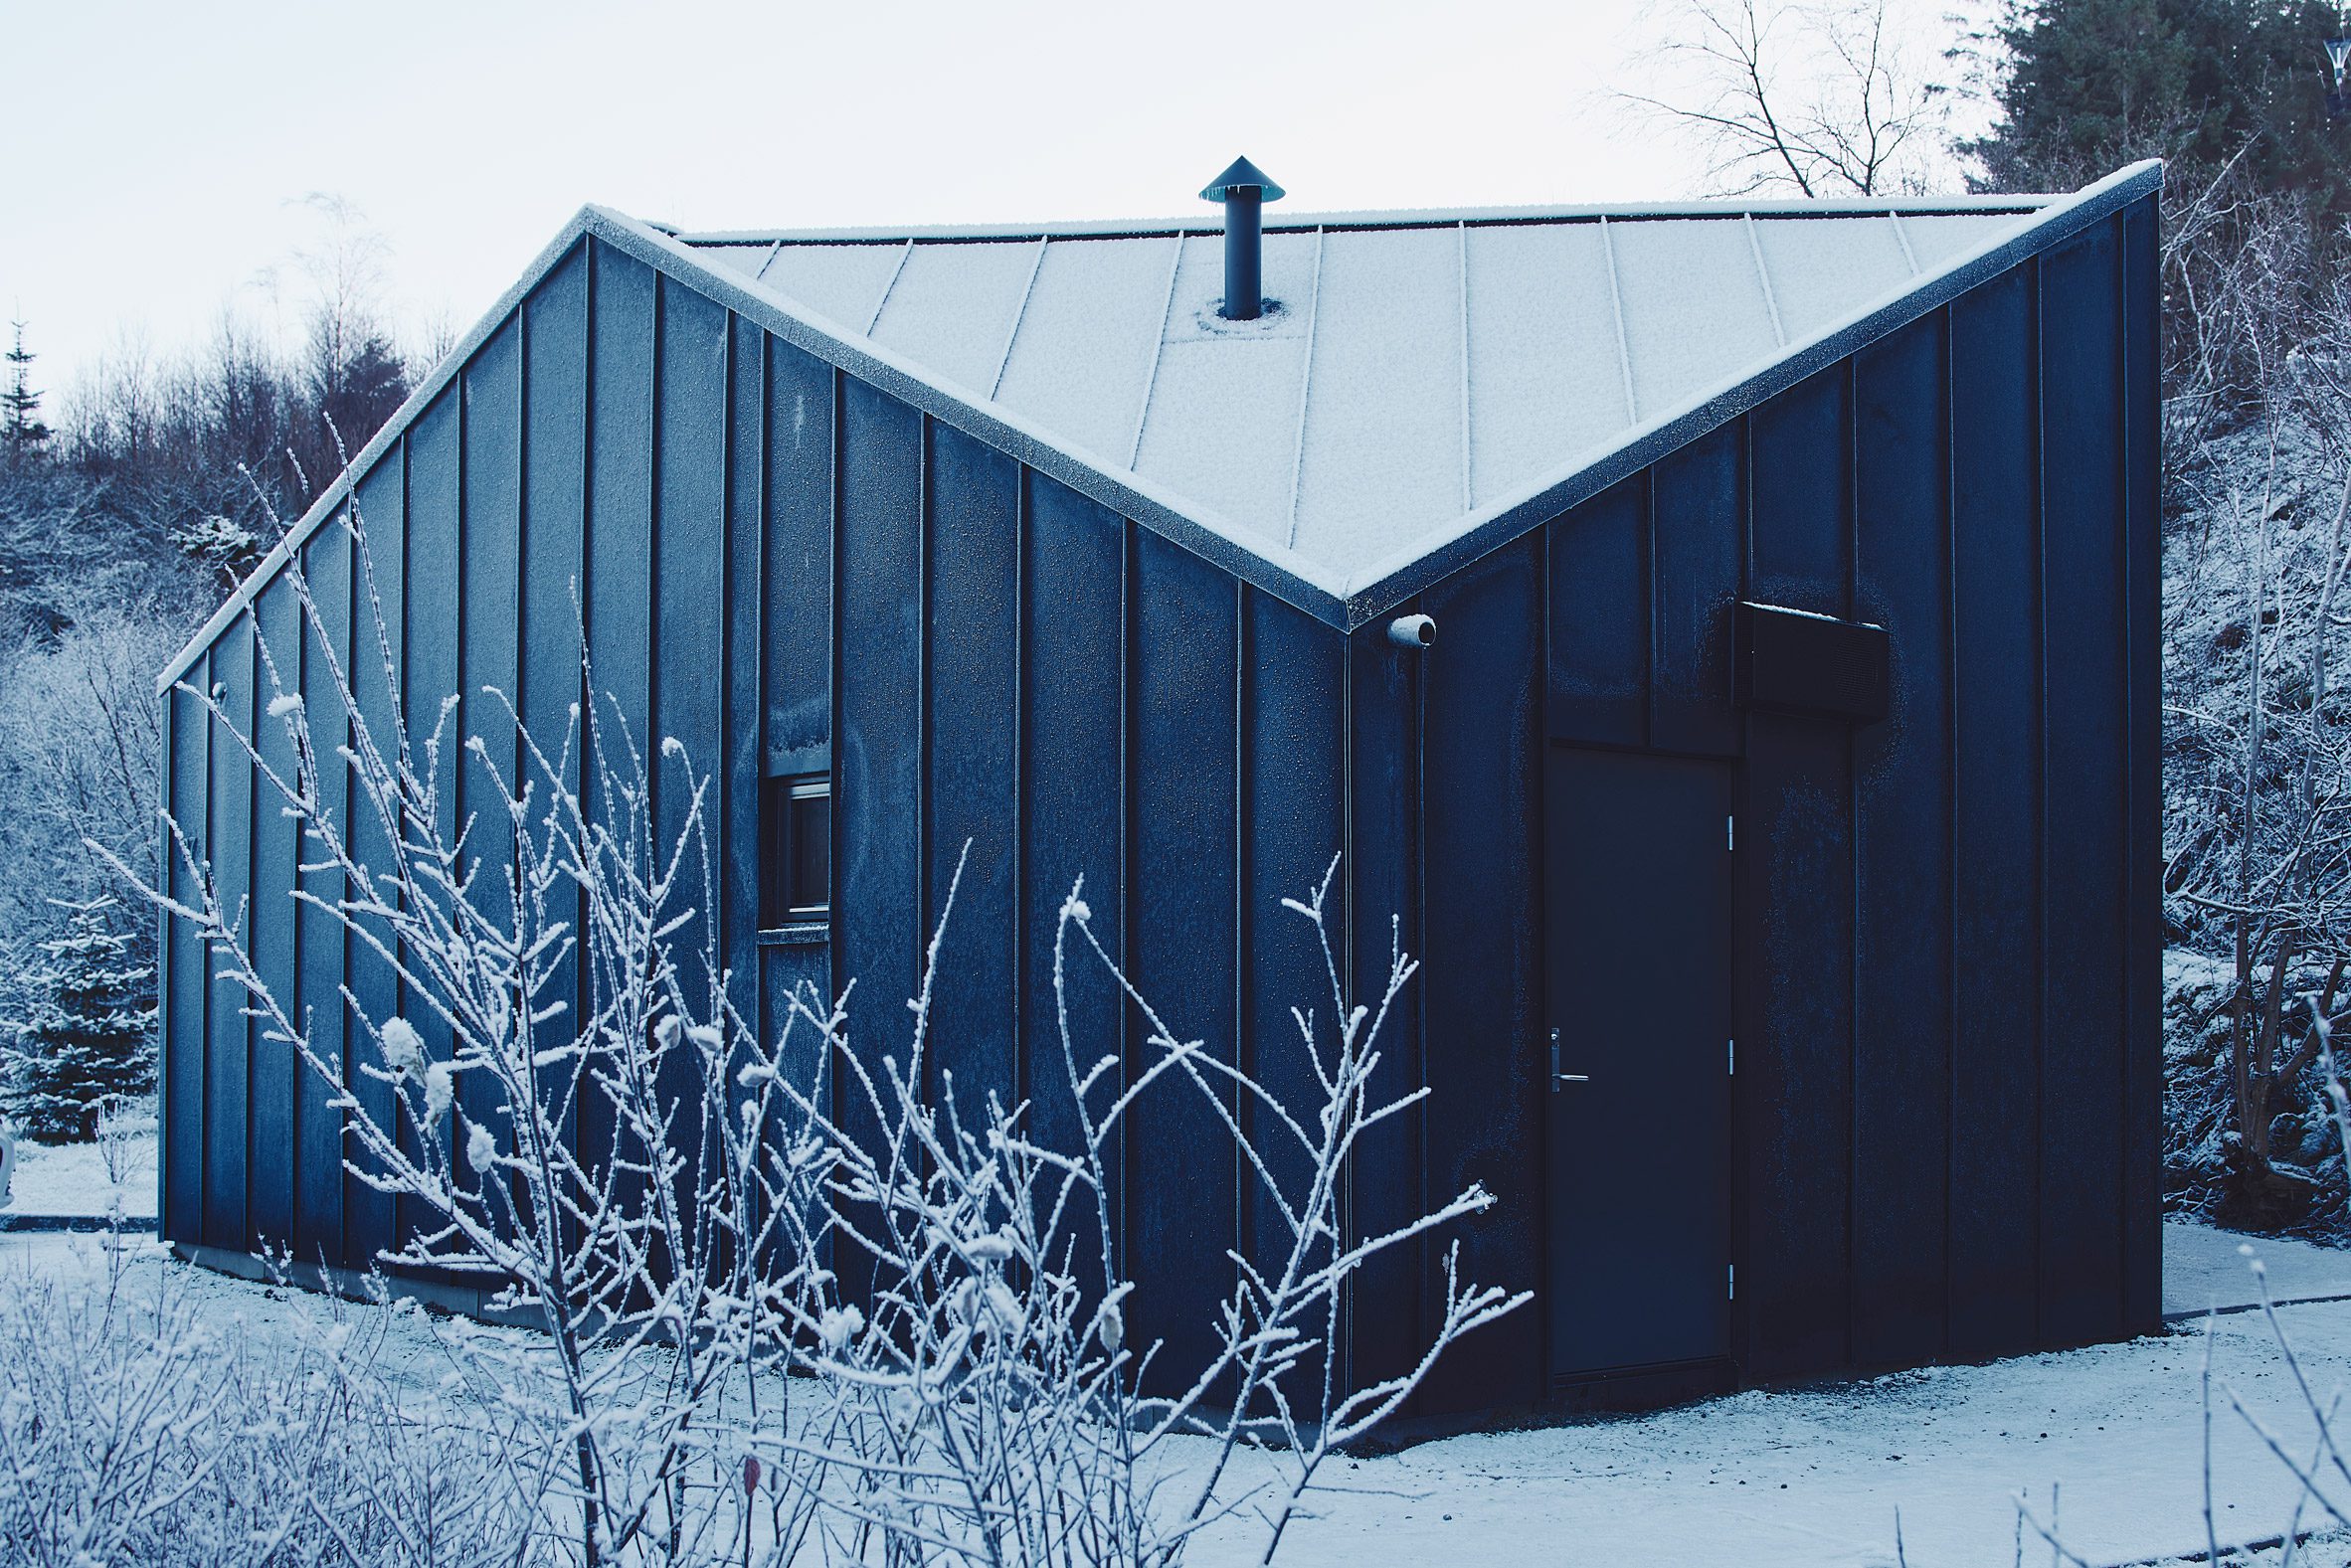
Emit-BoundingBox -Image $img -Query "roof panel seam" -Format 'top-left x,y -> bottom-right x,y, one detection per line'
1889,210 -> 1921,275
1744,212 -> 1789,349
989,235 -> 1050,399
1456,220 -> 1472,511
1128,230 -> 1186,468
1599,215 -> 1639,425
865,238 -> 915,334
1284,226 -> 1328,551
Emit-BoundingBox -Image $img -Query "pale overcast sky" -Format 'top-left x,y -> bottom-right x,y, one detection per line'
0,0 -> 1950,400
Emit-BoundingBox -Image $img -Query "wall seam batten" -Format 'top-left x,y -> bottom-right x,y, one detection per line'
2031,252 -> 2051,1348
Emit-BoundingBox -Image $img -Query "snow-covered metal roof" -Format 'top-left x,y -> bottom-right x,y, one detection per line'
677,198 -> 2046,589
160,163 -> 2164,690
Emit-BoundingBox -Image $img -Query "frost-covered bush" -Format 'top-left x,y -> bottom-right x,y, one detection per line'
0,1243 -> 527,1567
115,494 -> 1523,1566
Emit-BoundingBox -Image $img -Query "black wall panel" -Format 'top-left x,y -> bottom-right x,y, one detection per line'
165,668 -> 208,1245
343,458 -> 406,1266
761,340 -> 833,1086
2121,197 -> 2165,1336
654,278 -> 727,859
653,277 -> 729,1205
1418,535 -> 1545,1411
584,244 -> 656,1199
1651,426 -> 1743,756
248,575 -> 301,1253
296,522 -> 352,1263
164,662 -> 208,1241
724,317 -> 765,1027
2038,231 -> 2129,1348
763,344 -> 834,778
1019,477 -> 1125,1291
1241,589 -> 1347,1345
461,320 -> 524,1174
1741,365 -> 1857,1381
1344,619 -> 1423,1396
926,423 -> 1020,1128
1947,267 -> 2042,1360
834,378 -> 924,1296
203,617 -> 254,1251
1546,476 -> 1645,747
1128,529 -> 1240,1387
405,390 -> 462,1234
522,247 -> 591,1157
1850,315 -> 1953,1368
1749,368 -> 1853,614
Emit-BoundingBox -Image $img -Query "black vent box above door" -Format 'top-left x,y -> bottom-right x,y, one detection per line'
1734,602 -> 1892,724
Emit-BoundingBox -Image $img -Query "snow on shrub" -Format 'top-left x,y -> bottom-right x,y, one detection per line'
102,494 -> 1526,1565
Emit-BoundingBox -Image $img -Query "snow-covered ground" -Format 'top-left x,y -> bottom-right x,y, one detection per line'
12,1225 -> 2351,1566
4,1128 -> 155,1218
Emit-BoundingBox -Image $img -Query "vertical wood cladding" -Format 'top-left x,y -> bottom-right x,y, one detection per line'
1417,534 -> 1546,1411
158,197 -> 2158,1419
1533,200 -> 2154,1386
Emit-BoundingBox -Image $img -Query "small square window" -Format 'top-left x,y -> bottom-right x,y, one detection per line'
761,774 -> 830,927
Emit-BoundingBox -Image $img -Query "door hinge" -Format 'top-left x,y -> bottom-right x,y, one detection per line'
1726,814 -> 1735,851
1727,1037 -> 1735,1075
1727,1263 -> 1736,1301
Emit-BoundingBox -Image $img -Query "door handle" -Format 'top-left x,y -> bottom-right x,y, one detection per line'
1550,1028 -> 1589,1091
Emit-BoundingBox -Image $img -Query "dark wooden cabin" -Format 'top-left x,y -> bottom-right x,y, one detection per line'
156,158 -> 2162,1417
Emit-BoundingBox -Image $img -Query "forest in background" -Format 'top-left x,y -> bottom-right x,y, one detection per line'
0,200 -> 421,1138
6,0 -> 2351,1244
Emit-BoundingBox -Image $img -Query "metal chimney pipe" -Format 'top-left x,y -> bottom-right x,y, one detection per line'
1223,189 -> 1264,320
1199,156 -> 1286,321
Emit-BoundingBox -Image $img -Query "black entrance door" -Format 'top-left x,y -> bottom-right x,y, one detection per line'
1544,746 -> 1735,1380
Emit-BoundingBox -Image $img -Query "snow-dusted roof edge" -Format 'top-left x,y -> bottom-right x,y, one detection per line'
1335,158 -> 2165,624
158,162 -> 2162,693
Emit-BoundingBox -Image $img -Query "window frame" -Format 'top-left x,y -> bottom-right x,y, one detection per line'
760,771 -> 831,933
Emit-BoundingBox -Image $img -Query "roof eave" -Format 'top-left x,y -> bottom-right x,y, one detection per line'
1334,158 -> 2166,628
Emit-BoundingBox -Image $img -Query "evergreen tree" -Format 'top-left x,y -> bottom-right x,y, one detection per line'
1,899 -> 155,1142
1966,0 -> 2351,214
3,318 -> 52,460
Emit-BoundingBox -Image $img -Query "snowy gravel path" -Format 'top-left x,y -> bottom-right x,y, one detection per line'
12,1229 -> 2351,1566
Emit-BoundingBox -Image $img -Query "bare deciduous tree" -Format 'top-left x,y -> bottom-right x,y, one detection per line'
1619,0 -> 1954,197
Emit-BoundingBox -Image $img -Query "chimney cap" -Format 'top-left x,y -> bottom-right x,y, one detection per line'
1199,156 -> 1286,204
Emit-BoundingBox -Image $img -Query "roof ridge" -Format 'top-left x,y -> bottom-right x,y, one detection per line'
673,192 -> 2066,249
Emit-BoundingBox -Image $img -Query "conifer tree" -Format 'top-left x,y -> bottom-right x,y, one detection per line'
1,899 -> 155,1142
1965,0 -> 2351,214
2,318 -> 52,460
